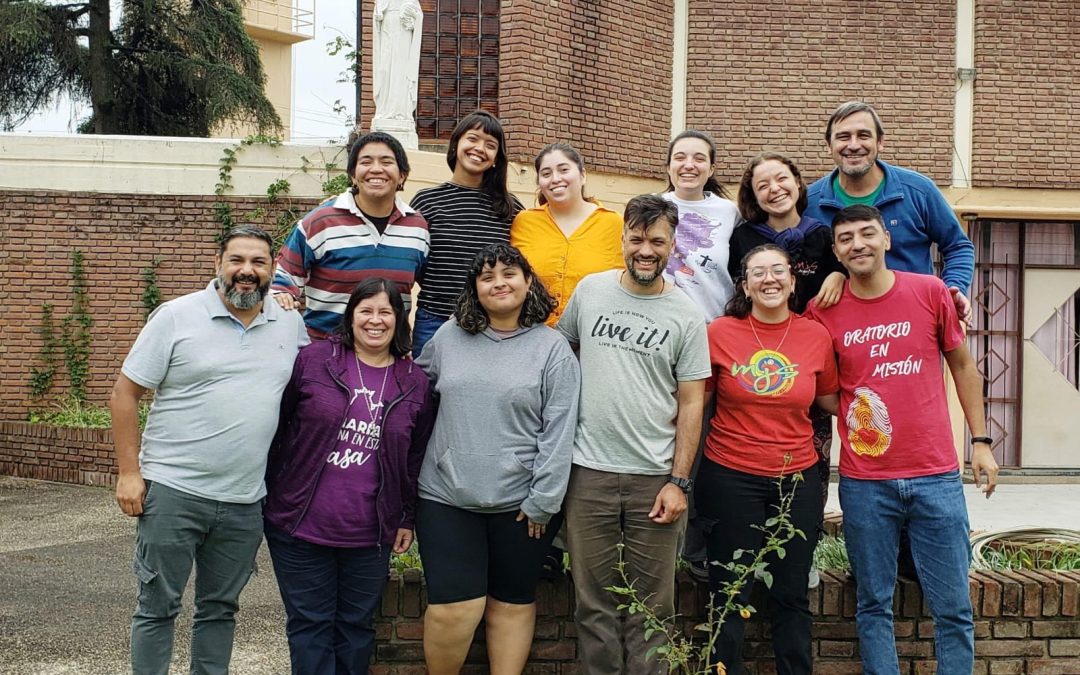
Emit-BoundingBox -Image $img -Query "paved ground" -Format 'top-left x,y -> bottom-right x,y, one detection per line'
2,475 -> 1077,674
825,479 -> 1080,533
0,477 -> 290,674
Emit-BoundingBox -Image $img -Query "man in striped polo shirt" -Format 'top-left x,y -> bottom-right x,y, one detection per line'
273,132 -> 430,337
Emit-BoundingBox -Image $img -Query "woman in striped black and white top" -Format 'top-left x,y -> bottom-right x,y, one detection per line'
409,110 -> 524,357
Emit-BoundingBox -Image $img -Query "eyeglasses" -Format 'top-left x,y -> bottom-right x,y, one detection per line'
746,264 -> 790,281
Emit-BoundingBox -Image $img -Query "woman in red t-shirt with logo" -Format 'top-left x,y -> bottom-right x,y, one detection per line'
697,244 -> 839,675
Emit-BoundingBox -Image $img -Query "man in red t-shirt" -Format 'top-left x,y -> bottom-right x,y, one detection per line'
806,204 -> 998,675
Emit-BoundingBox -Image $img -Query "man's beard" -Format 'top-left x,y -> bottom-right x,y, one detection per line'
625,257 -> 664,286
218,273 -> 269,310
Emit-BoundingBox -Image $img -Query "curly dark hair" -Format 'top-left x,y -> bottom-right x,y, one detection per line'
737,151 -> 808,224
455,244 -> 555,334
724,244 -> 797,319
335,277 -> 412,357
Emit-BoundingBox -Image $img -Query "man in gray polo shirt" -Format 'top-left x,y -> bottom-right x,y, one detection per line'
110,225 -> 308,675
558,194 -> 710,675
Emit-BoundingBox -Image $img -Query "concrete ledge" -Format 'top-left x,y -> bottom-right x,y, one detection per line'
0,133 -> 665,213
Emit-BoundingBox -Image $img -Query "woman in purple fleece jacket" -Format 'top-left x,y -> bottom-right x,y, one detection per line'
263,277 -> 435,675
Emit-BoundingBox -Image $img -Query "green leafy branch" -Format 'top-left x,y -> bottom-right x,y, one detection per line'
29,249 -> 94,406
29,303 -> 57,398
608,470 -> 805,674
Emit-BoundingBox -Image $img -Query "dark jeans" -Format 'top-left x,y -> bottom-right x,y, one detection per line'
265,524 -> 390,675
695,461 -> 820,675
411,307 -> 447,359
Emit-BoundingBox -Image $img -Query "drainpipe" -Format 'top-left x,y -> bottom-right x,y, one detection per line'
953,0 -> 975,188
670,0 -> 688,137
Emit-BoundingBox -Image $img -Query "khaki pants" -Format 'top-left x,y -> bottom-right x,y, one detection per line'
564,466 -> 684,675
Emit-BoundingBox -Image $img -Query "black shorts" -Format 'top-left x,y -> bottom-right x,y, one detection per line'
416,499 -> 562,605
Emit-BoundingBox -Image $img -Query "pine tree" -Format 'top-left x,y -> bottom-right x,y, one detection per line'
0,0 -> 281,136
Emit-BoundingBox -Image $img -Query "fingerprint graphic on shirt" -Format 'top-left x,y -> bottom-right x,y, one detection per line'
845,387 -> 892,457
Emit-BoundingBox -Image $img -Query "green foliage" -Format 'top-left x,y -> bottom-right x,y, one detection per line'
141,256 -> 164,320
29,303 -> 57,397
607,471 -> 806,674
813,535 -> 851,572
27,250 -> 95,405
981,542 -> 1080,571
390,541 -> 423,574
28,396 -> 151,429
322,172 -> 351,197
60,249 -> 92,404
214,135 -> 299,245
0,0 -> 281,135
28,394 -> 111,428
326,35 -> 360,86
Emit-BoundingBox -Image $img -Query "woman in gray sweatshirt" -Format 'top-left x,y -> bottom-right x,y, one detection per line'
415,243 -> 581,675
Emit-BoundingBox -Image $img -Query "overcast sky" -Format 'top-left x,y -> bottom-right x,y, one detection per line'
14,0 -> 356,145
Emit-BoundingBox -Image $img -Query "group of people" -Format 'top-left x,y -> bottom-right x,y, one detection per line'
112,100 -> 1000,675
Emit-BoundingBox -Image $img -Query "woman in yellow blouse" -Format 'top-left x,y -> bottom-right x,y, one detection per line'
510,143 -> 624,325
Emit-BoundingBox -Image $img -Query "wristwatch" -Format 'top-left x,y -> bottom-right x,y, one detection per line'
970,436 -> 993,445
668,475 -> 693,493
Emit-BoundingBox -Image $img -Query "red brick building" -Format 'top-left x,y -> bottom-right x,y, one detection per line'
1,1 -> 1078,474
354,0 -> 1080,469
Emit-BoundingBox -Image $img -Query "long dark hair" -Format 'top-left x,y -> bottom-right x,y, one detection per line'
534,142 -> 592,205
336,277 -> 412,358
723,244 -> 797,319
737,151 -> 808,224
447,110 -> 517,221
455,244 -> 555,334
665,130 -> 730,199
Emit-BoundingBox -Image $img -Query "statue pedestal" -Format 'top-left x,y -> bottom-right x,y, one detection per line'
370,117 -> 418,150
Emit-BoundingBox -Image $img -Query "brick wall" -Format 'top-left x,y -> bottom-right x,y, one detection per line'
0,422 -> 115,486
971,2 -> 1080,188
500,0 -> 674,176
374,570 -> 1080,674
684,0 -> 957,186
0,190 -> 321,421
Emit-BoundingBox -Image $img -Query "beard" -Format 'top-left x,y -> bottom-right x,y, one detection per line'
839,153 -> 875,178
218,272 -> 270,310
625,257 -> 665,286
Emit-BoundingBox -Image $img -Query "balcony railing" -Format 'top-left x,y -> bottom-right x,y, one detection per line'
243,0 -> 315,43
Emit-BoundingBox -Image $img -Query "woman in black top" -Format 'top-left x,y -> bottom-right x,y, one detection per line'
729,152 -> 845,313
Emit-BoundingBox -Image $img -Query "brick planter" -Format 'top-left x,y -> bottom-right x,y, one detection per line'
375,568 -> 1080,674
0,421 -> 115,487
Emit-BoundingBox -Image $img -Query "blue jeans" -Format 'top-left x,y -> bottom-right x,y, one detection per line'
265,524 -> 390,675
839,470 -> 973,675
130,481 -> 263,675
411,307 -> 447,359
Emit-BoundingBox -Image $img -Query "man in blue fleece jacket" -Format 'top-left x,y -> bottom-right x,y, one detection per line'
804,100 -> 975,322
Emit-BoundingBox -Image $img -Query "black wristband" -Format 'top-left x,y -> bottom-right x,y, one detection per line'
970,436 -> 993,445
